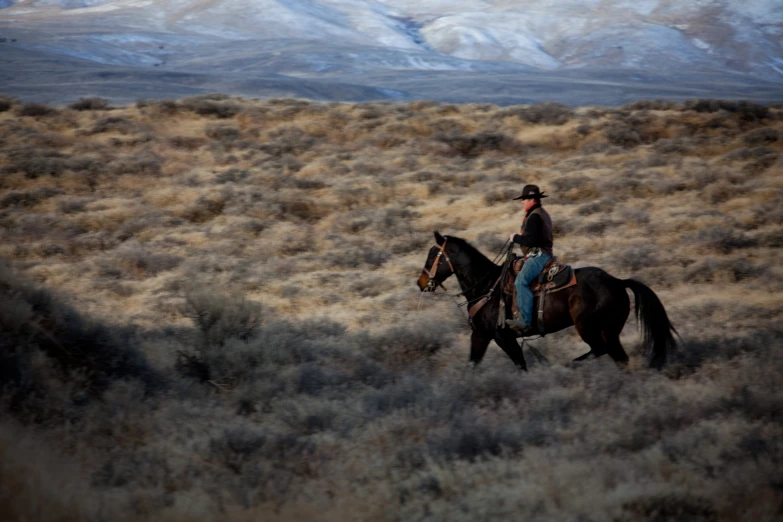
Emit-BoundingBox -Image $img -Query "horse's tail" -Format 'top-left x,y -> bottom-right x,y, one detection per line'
623,279 -> 678,369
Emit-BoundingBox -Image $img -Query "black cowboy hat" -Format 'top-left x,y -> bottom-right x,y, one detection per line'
512,184 -> 548,200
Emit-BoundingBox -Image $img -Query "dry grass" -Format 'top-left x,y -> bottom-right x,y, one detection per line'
1,97 -> 782,521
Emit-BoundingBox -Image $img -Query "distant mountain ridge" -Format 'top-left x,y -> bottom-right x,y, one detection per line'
1,0 -> 782,105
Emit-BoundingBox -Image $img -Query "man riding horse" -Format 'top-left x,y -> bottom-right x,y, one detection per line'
506,184 -> 553,337
416,183 -> 677,370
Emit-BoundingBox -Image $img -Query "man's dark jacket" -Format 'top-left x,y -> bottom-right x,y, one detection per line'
512,203 -> 553,256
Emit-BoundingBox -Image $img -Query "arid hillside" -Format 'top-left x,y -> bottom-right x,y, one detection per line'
1,95 -> 782,521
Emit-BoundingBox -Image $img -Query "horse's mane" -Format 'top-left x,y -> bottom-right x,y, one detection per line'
446,235 -> 500,269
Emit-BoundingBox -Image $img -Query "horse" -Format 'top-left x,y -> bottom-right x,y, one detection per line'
416,231 -> 677,371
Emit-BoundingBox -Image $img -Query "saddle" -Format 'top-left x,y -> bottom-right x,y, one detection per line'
504,254 -> 576,297
468,253 -> 577,337
501,254 -> 577,336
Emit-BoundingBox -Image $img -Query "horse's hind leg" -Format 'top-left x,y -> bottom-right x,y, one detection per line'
573,350 -> 595,362
605,335 -> 629,369
573,321 -> 608,363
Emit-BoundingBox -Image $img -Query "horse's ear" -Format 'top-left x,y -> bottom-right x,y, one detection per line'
434,231 -> 445,245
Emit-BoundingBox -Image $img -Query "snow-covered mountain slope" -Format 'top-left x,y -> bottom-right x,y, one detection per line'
0,0 -> 781,104
3,0 -> 782,76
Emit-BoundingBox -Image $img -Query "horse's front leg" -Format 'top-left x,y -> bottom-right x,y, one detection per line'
469,331 -> 492,367
495,328 -> 528,372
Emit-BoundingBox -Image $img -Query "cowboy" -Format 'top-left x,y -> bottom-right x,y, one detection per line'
505,184 -> 553,336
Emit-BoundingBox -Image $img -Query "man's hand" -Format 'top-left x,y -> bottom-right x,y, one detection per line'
508,233 -> 516,243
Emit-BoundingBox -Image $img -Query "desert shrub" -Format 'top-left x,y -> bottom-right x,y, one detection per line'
350,161 -> 384,176
367,323 -> 453,372
686,165 -> 743,191
276,198 -> 324,222
576,201 -> 604,216
683,99 -> 770,121
205,124 -> 240,142
361,375 -> 433,417
621,99 -> 679,111
56,197 -> 90,214
259,126 -> 319,157
616,244 -> 661,272
291,177 -> 327,190
557,154 -> 599,172
603,122 -> 643,148
181,195 -> 225,223
136,98 -> 178,115
0,122 -> 40,143
90,116 -> 140,135
180,95 -> 241,118
682,257 -> 765,284
428,117 -> 467,134
756,228 -> 783,248
745,154 -> 778,174
332,205 -> 418,237
178,306 -> 348,388
15,103 -> 57,117
181,289 -> 263,350
620,494 -> 717,522
108,150 -> 163,175
550,174 -> 596,200
0,95 -> 13,112
25,132 -> 68,149
255,320 -> 344,367
703,181 -> 744,204
65,155 -> 105,176
434,131 -> 524,157
618,207 -> 650,225
723,146 -> 776,163
168,135 -> 206,150
742,127 -> 778,145
323,245 -> 391,269
495,102 -> 574,125
208,425 -> 315,495
730,101 -> 773,122
114,243 -> 182,279
208,426 -> 269,474
9,213 -> 85,241
683,99 -> 732,113
68,97 -> 110,111
255,154 -> 303,174
580,141 -> 623,155
687,226 -> 757,254
483,188 -> 518,205
294,364 -> 351,396
0,264 -> 161,399
722,146 -> 778,174
431,410 -> 525,461
0,187 -> 63,209
579,216 -> 618,235
653,138 -> 691,154
1,148 -> 68,178
362,132 -> 408,149
107,133 -> 155,148
215,168 -> 250,184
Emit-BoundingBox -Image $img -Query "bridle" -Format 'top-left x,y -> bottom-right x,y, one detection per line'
421,237 -> 455,292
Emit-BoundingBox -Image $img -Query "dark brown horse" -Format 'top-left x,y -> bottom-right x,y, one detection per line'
417,232 -> 677,371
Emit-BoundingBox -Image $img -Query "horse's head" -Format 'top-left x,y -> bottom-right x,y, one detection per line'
417,231 -> 456,292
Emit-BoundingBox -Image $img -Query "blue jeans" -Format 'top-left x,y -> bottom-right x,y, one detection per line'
514,253 -> 552,327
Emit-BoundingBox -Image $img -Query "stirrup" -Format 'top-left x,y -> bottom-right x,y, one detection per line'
505,318 -> 533,336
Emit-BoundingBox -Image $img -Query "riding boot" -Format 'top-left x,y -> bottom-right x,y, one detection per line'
505,317 -> 534,337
